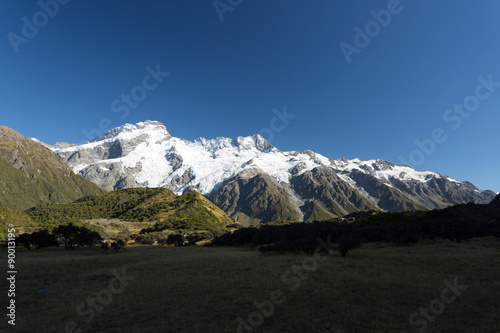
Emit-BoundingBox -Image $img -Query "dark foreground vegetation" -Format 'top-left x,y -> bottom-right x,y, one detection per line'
5,222 -> 218,251
212,200 -> 500,256
4,194 -> 499,255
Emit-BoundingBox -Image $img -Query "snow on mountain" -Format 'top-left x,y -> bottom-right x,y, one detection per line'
52,120 -> 314,194
332,157 -> 459,184
49,120 -> 497,222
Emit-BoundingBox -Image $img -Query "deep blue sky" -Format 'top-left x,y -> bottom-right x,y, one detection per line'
2,1 -> 499,192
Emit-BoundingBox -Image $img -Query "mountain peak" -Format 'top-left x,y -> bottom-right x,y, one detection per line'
251,134 -> 275,152
232,134 -> 275,153
128,120 -> 167,131
89,120 -> 170,143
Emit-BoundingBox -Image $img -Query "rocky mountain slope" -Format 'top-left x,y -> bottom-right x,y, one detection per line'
48,121 -> 497,224
0,126 -> 103,211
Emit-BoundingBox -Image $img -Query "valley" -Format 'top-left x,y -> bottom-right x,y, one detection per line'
1,122 -> 498,333
4,3 -> 499,332
1,238 -> 498,333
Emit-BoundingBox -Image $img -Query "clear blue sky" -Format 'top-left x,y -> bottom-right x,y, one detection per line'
2,1 -> 499,192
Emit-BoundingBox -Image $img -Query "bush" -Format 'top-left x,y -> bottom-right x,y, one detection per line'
133,232 -> 165,245
337,231 -> 364,256
157,238 -> 168,246
134,234 -> 156,245
185,232 -> 211,246
166,234 -> 185,246
387,222 -> 421,245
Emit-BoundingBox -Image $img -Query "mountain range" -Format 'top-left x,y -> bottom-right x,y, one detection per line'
44,120 -> 496,224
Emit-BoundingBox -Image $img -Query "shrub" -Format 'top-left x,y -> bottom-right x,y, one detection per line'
337,231 -> 364,256
185,232 -> 211,246
166,234 -> 185,246
134,234 -> 155,245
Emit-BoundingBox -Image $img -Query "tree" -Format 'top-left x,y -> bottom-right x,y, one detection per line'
15,230 -> 59,250
16,233 -> 34,250
76,231 -> 102,247
53,223 -> 102,250
101,241 -> 110,254
111,239 -> 126,252
31,230 -> 59,249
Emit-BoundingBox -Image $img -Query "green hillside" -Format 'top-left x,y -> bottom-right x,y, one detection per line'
26,187 -> 235,231
0,207 -> 35,238
302,201 -> 338,222
210,172 -> 303,225
0,126 -> 103,211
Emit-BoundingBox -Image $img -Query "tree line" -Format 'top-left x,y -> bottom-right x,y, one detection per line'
210,212 -> 500,256
14,223 -> 103,250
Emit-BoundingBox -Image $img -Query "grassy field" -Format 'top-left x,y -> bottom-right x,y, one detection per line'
1,238 -> 499,333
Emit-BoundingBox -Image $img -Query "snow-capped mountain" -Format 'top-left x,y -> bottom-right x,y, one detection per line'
48,120 -> 497,224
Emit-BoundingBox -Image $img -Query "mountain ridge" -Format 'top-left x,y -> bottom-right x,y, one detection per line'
42,120 -> 497,223
0,126 -> 103,211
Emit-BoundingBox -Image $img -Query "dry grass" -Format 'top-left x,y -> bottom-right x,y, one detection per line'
85,219 -> 154,236
1,238 -> 499,333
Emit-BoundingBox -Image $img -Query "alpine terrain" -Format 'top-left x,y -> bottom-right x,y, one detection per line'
0,126 -> 103,211
49,121 -> 497,224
